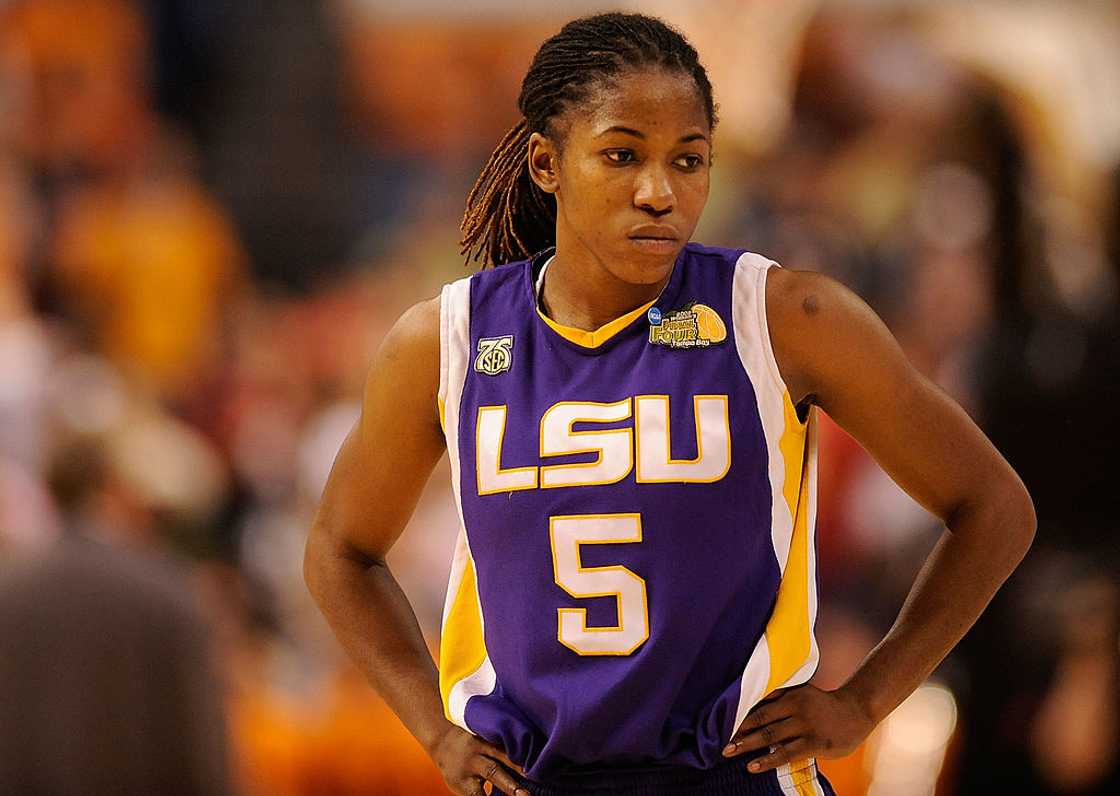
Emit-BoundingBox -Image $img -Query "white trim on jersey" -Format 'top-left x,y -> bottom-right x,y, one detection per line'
729,251 -> 822,731
775,758 -> 828,796
438,276 -> 498,730
730,252 -> 793,727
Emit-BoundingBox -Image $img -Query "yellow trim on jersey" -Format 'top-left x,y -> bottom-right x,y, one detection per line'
537,297 -> 657,349
762,390 -> 813,695
438,553 -> 488,721
778,757 -> 820,796
437,395 -> 446,434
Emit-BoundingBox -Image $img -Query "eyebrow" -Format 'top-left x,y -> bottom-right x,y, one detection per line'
596,125 -> 709,144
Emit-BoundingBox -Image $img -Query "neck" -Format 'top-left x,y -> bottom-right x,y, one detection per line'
539,233 -> 674,332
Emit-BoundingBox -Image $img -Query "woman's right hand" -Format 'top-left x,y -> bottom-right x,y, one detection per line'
429,725 -> 530,796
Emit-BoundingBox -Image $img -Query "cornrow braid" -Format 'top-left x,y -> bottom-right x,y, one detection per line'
459,12 -> 718,269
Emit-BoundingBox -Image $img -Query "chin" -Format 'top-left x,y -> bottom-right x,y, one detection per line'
613,240 -> 681,283
612,259 -> 677,286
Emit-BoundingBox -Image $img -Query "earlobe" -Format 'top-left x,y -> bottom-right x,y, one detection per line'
527,132 -> 559,195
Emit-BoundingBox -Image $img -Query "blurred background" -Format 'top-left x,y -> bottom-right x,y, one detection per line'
0,0 -> 1117,794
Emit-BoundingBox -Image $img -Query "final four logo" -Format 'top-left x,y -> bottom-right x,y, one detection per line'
475,335 -> 514,375
648,302 -> 727,348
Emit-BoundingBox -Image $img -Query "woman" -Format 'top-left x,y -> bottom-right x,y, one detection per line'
304,12 -> 1035,796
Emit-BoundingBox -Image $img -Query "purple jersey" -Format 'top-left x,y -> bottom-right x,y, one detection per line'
436,242 -> 823,789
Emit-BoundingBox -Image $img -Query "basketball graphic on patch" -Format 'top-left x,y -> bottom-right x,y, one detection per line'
692,303 -> 727,343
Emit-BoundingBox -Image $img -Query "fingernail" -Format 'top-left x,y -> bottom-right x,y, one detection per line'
515,790 -> 529,796
722,743 -> 736,756
749,762 -> 761,772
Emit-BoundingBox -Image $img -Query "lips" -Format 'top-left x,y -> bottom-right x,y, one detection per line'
628,225 -> 678,241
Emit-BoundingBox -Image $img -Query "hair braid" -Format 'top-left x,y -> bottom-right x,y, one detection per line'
459,12 -> 718,269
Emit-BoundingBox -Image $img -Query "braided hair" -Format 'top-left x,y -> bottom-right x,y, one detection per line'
459,12 -> 719,269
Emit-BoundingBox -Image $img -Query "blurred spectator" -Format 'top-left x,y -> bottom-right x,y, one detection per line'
0,0 -> 249,408
196,0 -> 414,293
50,170 -> 246,404
0,536 -> 233,796
1029,565 -> 1120,794
0,0 -> 150,177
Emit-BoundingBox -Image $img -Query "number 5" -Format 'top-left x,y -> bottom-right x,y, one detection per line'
549,513 -> 650,656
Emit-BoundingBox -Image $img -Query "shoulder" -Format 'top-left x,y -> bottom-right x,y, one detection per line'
352,293 -> 444,440
364,295 -> 441,409
763,264 -> 898,404
378,262 -> 525,355
382,294 -> 441,358
764,265 -> 879,343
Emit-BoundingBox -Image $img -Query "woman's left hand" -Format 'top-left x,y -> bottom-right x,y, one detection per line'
721,684 -> 876,773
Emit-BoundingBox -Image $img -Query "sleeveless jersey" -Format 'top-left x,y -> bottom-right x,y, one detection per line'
435,242 -> 823,787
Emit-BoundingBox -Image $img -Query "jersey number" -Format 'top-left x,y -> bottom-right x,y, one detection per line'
549,513 -> 649,656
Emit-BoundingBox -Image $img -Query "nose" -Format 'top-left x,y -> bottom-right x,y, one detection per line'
634,162 -> 675,216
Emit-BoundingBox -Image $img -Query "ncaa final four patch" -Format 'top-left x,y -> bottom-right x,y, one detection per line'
648,302 -> 727,348
475,335 -> 514,375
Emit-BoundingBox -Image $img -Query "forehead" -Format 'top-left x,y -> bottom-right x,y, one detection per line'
569,67 -> 709,141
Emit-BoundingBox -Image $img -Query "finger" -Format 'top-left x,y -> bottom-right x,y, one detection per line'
724,699 -> 797,753
473,755 -> 529,796
459,778 -> 487,796
724,716 -> 803,756
745,737 -> 812,774
481,743 -> 526,775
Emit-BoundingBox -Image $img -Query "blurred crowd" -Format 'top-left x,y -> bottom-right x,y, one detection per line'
0,1 -> 1117,795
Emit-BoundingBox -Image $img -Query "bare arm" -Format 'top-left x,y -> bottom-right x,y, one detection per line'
725,266 -> 1036,771
303,296 -> 526,796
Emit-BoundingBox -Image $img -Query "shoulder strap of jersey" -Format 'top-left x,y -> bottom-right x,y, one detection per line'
436,273 -> 499,728
730,251 -> 791,403
729,251 -> 822,732
438,274 -> 472,439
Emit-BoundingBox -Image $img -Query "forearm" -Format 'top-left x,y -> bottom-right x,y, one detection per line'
305,537 -> 452,754
840,489 -> 1035,725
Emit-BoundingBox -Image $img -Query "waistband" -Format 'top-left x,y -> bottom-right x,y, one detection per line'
516,746 -> 773,796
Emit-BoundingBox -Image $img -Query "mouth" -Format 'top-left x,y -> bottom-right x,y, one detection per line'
628,224 -> 680,250
628,237 -> 678,253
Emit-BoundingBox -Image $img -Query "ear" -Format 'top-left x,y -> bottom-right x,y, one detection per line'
527,132 -> 560,195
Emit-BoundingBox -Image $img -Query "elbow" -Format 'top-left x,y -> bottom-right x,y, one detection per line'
1020,492 -> 1037,554
303,520 -> 384,605
998,475 -> 1037,561
1020,485 -> 1038,543
948,472 -> 1037,564
303,527 -> 322,601
303,522 -> 333,605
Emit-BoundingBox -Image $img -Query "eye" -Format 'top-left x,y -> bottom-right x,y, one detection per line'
676,154 -> 705,169
604,149 -> 636,164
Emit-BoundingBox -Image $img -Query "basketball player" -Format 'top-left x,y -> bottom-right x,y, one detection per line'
304,12 -> 1036,796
